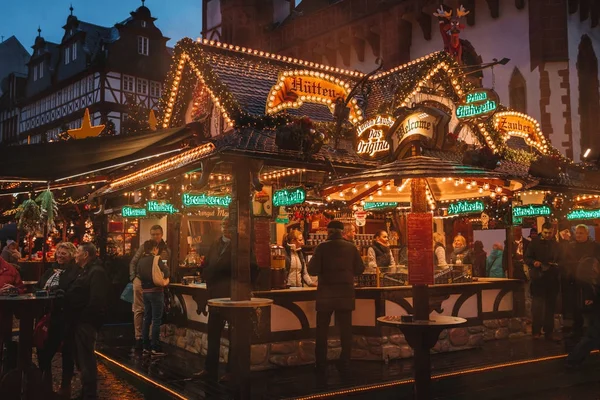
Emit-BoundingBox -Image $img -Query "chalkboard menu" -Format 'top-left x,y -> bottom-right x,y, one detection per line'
407,212 -> 434,285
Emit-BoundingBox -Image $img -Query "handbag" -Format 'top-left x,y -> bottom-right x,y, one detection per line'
120,282 -> 134,303
152,256 -> 170,287
33,313 -> 51,349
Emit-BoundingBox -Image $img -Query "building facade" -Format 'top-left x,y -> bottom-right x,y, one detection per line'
0,36 -> 30,144
0,4 -> 171,145
202,0 -> 600,161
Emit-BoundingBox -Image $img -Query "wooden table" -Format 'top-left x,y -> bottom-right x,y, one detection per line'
0,293 -> 54,399
378,315 -> 466,400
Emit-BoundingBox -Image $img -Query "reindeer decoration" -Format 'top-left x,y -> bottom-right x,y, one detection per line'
433,5 -> 470,64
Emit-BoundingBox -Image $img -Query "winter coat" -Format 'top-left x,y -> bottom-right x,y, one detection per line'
307,232 -> 365,312
284,245 -> 313,287
486,249 -> 505,278
63,258 -> 109,329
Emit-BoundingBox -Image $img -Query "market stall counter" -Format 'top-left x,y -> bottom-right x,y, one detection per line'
163,278 -> 526,370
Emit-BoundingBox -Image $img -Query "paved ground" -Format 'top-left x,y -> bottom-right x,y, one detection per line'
47,352 -> 143,399
514,381 -> 600,400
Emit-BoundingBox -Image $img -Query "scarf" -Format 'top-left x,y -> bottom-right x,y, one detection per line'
372,241 -> 392,267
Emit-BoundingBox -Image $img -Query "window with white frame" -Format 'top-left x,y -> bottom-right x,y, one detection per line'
123,75 -> 135,92
33,66 -> 38,81
65,47 -> 70,65
141,21 -> 146,28
150,81 -> 161,97
137,78 -> 148,95
88,76 -> 94,92
72,42 -> 77,61
38,61 -> 44,79
137,36 -> 149,56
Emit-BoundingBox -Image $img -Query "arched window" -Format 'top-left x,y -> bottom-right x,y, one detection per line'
509,67 -> 527,113
577,34 -> 600,156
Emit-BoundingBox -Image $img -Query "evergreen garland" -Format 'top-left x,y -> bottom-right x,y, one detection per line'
16,199 -> 42,235
36,189 -> 58,231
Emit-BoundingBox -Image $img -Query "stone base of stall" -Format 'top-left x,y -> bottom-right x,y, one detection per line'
160,317 -> 528,371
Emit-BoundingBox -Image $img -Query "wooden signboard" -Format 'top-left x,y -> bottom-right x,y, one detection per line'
407,212 -> 434,285
253,218 -> 271,268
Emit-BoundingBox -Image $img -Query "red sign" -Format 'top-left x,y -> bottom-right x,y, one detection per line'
253,219 -> 271,268
407,212 -> 434,285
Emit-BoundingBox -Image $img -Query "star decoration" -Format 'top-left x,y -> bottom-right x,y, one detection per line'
148,109 -> 158,131
67,108 -> 105,139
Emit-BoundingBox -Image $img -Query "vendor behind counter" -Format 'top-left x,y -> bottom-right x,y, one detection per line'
366,230 -> 397,273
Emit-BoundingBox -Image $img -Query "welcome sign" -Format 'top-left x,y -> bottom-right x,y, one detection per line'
355,115 -> 395,161
389,106 -> 450,157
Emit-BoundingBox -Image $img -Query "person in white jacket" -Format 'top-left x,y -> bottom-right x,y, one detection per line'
433,232 -> 448,268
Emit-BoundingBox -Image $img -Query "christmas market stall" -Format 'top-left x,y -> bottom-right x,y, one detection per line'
85,37 -> 568,376
0,123 -> 195,283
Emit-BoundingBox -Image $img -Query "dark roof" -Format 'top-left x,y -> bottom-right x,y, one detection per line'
76,21 -> 114,60
0,127 -> 193,182
176,38 -> 361,123
214,129 -> 375,168
0,36 -> 29,94
329,156 -> 528,186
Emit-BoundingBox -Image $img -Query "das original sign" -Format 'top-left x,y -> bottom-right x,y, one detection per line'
266,70 -> 362,122
355,115 -> 395,161
456,89 -> 499,120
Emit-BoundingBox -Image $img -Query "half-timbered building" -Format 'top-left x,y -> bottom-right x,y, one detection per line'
0,3 -> 171,145
0,36 -> 30,144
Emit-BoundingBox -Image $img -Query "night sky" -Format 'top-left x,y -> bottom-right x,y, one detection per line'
1,0 -> 202,51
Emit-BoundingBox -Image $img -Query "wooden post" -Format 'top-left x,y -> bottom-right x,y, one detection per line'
411,178 -> 429,321
229,159 -> 252,399
506,226 -> 514,278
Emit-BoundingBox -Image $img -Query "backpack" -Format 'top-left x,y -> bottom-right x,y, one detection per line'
151,256 -> 170,287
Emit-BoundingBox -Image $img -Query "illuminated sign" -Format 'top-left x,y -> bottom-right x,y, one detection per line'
512,204 -> 551,218
272,187 -> 306,207
355,115 -> 395,161
566,208 -> 600,221
147,201 -> 178,214
266,71 -> 361,123
182,193 -> 231,208
456,89 -> 499,120
390,106 -> 449,158
447,200 -> 485,215
493,111 -> 547,153
363,202 -> 398,210
122,207 -> 147,218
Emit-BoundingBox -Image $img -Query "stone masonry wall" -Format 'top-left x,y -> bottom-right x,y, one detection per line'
160,317 -> 528,371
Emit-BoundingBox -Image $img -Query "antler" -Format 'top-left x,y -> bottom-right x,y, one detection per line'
433,6 -> 452,19
456,5 -> 470,18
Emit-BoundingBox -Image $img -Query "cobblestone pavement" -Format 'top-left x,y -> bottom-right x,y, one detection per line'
48,353 -> 143,400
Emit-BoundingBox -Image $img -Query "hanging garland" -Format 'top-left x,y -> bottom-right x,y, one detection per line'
36,189 -> 58,231
16,199 -> 42,235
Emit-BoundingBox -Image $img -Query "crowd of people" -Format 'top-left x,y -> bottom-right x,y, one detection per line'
0,240 -> 109,399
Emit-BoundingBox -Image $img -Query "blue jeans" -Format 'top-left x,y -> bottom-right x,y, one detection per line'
567,313 -> 600,365
142,291 -> 164,350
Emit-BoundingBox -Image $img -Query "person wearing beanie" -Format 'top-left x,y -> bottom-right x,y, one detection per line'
1,240 -> 21,265
308,220 -> 364,373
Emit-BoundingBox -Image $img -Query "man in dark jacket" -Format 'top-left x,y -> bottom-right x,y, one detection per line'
566,257 -> 600,368
308,220 -> 365,371
502,226 -> 529,281
525,222 -> 560,340
65,243 -> 109,400
193,218 -> 233,381
564,225 -> 600,338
